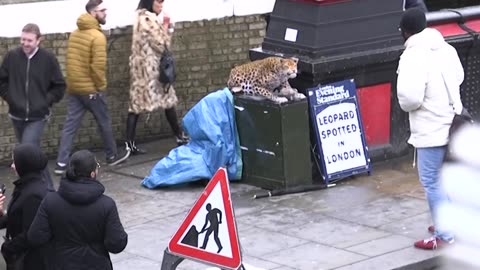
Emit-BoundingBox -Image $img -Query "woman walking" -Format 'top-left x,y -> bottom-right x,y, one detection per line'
126,0 -> 188,154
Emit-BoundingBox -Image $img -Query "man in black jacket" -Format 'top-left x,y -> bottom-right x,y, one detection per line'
28,150 -> 128,270
0,23 -> 65,191
0,23 -> 65,146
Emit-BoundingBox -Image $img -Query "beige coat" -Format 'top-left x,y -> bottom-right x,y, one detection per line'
129,9 -> 178,114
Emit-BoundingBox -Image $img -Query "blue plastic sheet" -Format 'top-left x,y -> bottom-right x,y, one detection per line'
142,88 -> 242,188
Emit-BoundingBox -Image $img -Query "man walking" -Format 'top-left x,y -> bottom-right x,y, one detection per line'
0,23 -> 66,190
55,0 -> 129,174
199,203 -> 223,253
397,8 -> 464,250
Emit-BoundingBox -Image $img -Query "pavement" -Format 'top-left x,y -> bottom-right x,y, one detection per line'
0,138 -> 453,270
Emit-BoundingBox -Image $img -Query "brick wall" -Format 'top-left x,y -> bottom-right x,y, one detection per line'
0,15 -> 266,164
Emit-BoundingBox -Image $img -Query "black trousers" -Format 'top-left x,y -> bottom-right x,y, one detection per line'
126,107 -> 181,141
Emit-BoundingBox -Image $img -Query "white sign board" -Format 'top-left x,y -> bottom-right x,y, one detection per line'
316,103 -> 367,175
307,79 -> 371,183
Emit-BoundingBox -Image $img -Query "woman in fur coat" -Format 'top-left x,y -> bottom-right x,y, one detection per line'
126,0 -> 188,154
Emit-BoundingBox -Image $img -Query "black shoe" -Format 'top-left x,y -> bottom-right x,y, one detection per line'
54,163 -> 67,175
176,132 -> 190,146
107,143 -> 131,166
127,141 -> 146,155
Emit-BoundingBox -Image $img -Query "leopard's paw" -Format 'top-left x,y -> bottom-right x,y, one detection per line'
294,92 -> 306,100
230,86 -> 243,93
273,96 -> 289,104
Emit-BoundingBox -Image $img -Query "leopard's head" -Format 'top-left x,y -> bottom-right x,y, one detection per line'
279,57 -> 299,79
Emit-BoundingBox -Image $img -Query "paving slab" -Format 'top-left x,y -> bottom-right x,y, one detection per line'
113,256 -> 161,270
239,226 -> 309,257
378,212 -> 433,240
271,267 -> 298,270
282,217 -> 391,249
262,242 -> 367,270
333,247 -> 439,270
323,196 -> 429,228
345,235 -> 414,257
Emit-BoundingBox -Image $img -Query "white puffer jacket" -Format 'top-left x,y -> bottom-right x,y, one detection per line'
397,28 -> 464,148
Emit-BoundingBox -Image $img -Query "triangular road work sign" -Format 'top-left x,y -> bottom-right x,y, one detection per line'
168,167 -> 242,269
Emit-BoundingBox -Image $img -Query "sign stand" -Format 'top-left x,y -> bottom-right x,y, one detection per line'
307,79 -> 372,184
161,167 -> 243,270
160,249 -> 184,270
160,248 -> 246,270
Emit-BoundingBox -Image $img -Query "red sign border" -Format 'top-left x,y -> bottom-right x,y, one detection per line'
168,168 -> 241,269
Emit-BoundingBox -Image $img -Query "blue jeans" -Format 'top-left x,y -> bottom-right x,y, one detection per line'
11,119 -> 47,146
11,119 -> 54,191
417,146 -> 453,241
57,93 -> 117,164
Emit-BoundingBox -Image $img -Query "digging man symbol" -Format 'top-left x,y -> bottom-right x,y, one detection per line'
199,203 -> 223,253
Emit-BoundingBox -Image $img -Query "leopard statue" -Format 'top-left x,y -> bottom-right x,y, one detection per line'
227,57 -> 306,104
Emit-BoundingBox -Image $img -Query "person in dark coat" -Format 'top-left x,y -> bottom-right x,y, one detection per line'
0,144 -> 49,270
27,150 -> 128,270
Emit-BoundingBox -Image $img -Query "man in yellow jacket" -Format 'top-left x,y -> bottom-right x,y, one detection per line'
55,0 -> 130,175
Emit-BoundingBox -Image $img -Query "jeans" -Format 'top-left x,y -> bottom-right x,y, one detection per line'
11,119 -> 54,191
417,146 -> 454,241
11,119 -> 47,146
57,93 -> 117,164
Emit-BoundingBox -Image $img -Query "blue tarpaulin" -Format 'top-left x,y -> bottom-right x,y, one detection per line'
142,88 -> 242,188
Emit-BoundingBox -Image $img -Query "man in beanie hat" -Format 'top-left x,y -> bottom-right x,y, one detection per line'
0,144 -> 49,269
28,149 -> 127,269
396,8 -> 465,250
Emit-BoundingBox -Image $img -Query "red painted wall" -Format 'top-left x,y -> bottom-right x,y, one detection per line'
357,83 -> 392,147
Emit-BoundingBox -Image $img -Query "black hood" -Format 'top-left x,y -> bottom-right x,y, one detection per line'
58,177 -> 105,205
14,144 -> 48,177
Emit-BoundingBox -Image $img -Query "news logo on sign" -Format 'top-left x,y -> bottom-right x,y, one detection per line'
307,79 -> 371,183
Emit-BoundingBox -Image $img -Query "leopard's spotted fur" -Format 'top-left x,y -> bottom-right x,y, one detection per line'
227,57 -> 305,104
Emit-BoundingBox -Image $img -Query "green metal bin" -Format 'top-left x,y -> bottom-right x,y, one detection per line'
234,96 -> 312,190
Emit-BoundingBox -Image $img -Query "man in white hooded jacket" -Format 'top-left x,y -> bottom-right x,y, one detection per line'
397,8 -> 464,250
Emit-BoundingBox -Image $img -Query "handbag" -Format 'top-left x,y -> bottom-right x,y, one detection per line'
159,46 -> 176,92
441,72 -> 474,162
441,72 -> 474,138
449,108 -> 474,138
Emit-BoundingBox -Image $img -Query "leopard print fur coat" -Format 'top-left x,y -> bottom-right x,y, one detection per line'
129,9 -> 178,114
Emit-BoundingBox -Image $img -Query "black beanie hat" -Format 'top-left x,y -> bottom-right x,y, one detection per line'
66,150 -> 97,180
13,144 -> 48,177
400,8 -> 427,35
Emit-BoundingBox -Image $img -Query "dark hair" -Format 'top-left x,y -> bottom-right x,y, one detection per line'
13,144 -> 48,177
66,150 -> 98,180
137,0 -> 154,13
86,0 -> 103,13
22,23 -> 41,38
